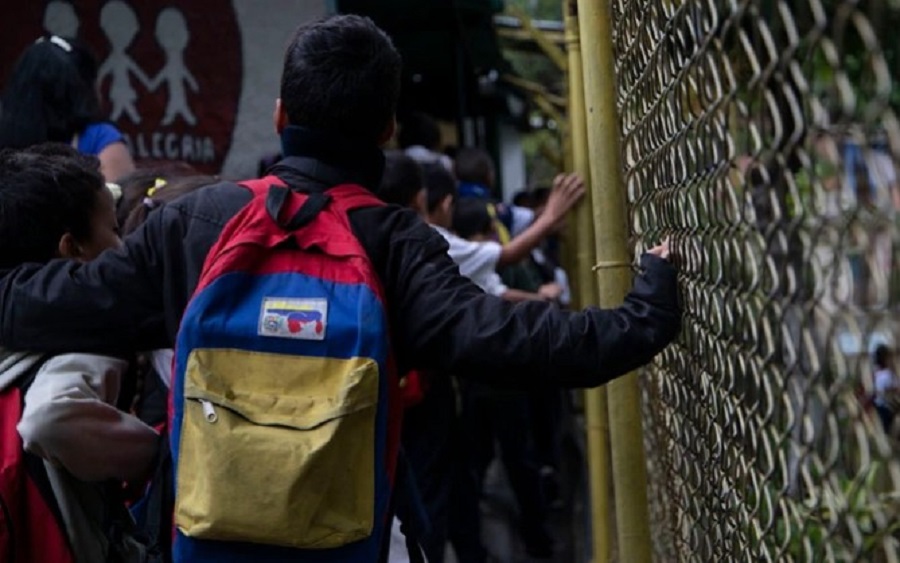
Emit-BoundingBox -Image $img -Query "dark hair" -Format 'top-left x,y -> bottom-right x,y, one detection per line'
518,187 -> 552,211
453,198 -> 493,240
422,162 -> 456,214
122,174 -> 218,235
398,112 -> 441,150
115,162 -> 200,225
875,344 -> 892,370
0,143 -> 105,268
454,147 -> 495,186
280,15 -> 402,143
0,37 -> 101,149
531,187 -> 551,206
378,150 -> 423,207
512,190 -> 535,208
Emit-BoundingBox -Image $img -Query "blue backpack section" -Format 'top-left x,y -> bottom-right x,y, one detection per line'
171,270 -> 391,562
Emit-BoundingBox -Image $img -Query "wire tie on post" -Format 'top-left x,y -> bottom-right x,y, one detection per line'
592,260 -> 632,271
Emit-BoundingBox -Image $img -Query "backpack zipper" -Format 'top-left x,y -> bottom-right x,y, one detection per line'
199,399 -> 218,423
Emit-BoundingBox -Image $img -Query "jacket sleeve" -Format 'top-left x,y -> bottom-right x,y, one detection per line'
387,222 -> 681,387
17,354 -> 159,483
0,209 -> 172,354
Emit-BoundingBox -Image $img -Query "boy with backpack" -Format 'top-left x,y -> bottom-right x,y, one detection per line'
0,144 -> 156,563
0,15 -> 679,563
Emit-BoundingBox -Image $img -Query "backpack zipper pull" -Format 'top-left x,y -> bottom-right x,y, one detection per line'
199,399 -> 218,423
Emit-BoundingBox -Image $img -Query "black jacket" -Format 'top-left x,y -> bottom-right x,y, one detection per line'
0,128 -> 680,387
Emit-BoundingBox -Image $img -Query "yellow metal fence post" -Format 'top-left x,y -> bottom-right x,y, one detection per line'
564,2 -> 610,562
576,0 -> 653,561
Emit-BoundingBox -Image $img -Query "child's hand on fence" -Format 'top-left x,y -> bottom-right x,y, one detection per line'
538,282 -> 563,302
648,238 -> 671,261
544,173 -> 586,222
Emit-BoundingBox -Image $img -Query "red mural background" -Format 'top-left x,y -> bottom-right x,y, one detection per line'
0,1 -> 242,173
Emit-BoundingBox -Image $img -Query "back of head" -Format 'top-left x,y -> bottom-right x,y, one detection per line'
422,162 -> 457,214
512,190 -> 534,208
454,147 -> 495,187
280,15 -> 402,143
0,143 -> 104,268
398,112 -> 441,151
0,37 -> 100,149
116,162 -> 200,225
122,173 -> 219,235
378,150 -> 423,207
453,198 -> 493,240
67,37 -> 100,89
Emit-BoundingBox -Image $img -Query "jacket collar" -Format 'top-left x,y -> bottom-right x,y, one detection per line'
271,125 -> 385,191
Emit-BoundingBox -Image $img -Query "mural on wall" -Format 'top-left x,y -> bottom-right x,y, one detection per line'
2,0 -> 243,173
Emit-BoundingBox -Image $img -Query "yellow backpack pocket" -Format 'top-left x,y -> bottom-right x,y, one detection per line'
174,348 -> 379,549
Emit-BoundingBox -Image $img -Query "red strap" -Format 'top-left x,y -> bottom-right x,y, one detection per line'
238,175 -> 283,195
327,184 -> 385,214
238,176 -> 383,214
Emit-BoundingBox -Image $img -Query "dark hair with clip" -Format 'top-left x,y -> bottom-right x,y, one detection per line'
0,36 -> 101,149
121,174 -> 219,235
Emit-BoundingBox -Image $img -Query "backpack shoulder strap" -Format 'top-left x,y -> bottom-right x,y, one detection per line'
6,356 -> 77,559
238,175 -> 285,196
234,177 -> 383,233
327,184 -> 385,215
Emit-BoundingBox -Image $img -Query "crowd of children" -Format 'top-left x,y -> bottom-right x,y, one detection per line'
378,141 -> 588,560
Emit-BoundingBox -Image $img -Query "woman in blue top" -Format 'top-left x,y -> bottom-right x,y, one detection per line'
0,36 -> 135,182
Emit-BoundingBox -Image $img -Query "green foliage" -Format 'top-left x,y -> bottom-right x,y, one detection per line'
499,0 -> 566,185
521,127 -> 562,188
751,462 -> 900,560
503,0 -> 562,20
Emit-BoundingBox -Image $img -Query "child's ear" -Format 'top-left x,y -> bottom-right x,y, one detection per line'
273,98 -> 289,135
57,233 -> 82,260
414,189 -> 427,214
377,117 -> 397,146
441,195 -> 454,216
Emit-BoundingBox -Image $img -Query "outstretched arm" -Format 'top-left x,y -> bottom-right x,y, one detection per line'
387,220 -> 680,387
0,209 -> 174,354
98,141 -> 135,183
497,173 -> 584,267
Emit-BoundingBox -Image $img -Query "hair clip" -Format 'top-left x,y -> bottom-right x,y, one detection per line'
36,35 -> 73,52
143,197 -> 157,210
146,178 -> 167,198
106,182 -> 122,202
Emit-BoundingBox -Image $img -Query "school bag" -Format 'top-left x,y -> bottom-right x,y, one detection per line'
170,175 -> 401,562
0,357 -> 75,563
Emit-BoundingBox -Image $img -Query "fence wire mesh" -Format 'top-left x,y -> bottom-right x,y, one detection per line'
607,0 -> 900,559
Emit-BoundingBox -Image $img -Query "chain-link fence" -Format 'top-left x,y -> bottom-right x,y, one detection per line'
606,0 -> 900,559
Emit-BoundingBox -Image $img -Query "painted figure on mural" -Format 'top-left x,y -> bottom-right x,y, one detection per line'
43,1 -> 79,37
150,8 -> 198,126
98,1 -> 151,123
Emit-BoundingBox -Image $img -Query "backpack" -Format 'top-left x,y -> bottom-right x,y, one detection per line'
170,177 -> 401,562
0,358 -> 75,563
